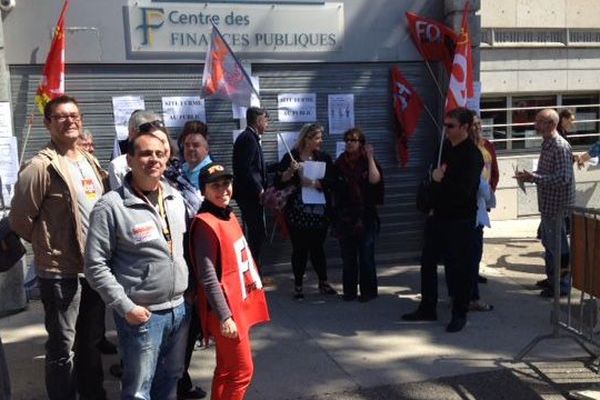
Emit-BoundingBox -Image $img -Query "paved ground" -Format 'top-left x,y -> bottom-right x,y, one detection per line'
2,217 -> 600,399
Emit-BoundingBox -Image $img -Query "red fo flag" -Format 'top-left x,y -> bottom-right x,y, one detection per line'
201,24 -> 259,108
444,2 -> 474,113
391,66 -> 424,167
35,0 -> 69,115
406,12 -> 458,73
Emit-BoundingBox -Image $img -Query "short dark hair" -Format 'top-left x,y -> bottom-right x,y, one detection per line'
246,107 -> 269,126
127,131 -> 164,156
343,127 -> 366,145
44,95 -> 80,121
445,107 -> 474,129
178,120 -> 208,151
559,109 -> 574,121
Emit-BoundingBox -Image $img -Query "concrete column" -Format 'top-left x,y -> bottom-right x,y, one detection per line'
444,0 -> 481,82
0,9 -> 27,317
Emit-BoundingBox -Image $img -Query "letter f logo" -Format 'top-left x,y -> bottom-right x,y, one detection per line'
136,7 -> 165,46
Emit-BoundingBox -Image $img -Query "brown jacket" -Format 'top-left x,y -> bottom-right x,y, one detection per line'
9,142 -> 108,276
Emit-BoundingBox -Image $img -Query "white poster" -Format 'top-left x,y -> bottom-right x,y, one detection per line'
336,141 -> 346,159
162,96 -> 206,128
0,102 -> 13,137
233,129 -> 244,144
301,161 -> 326,204
112,95 -> 145,140
1,183 -> 14,207
277,131 -> 299,161
232,76 -> 261,119
0,136 -> 19,185
278,93 -> 316,123
328,94 -> 355,134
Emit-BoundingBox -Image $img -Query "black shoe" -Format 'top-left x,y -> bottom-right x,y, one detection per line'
97,337 -> 118,355
539,288 -> 568,298
446,316 -> 467,333
318,282 -> 338,295
178,386 -> 207,399
293,286 -> 304,301
358,294 -> 377,303
342,294 -> 357,302
477,275 -> 488,284
536,279 -> 550,288
402,308 -> 437,321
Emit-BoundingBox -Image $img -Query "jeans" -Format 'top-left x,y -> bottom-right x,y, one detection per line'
540,215 -> 571,294
238,199 -> 266,269
39,277 -> 106,400
288,225 -> 328,287
114,302 -> 190,400
339,220 -> 378,299
178,302 -> 201,395
419,216 -> 474,318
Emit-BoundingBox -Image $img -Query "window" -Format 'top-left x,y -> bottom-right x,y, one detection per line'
480,97 -> 507,150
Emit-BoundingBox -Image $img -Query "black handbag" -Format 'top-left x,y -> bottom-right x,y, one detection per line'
416,167 -> 433,214
0,215 -> 25,272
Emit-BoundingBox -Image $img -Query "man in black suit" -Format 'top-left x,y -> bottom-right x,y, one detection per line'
232,107 -> 270,270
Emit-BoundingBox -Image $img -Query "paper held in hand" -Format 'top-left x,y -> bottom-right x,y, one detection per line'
301,161 -> 326,204
513,164 -> 527,194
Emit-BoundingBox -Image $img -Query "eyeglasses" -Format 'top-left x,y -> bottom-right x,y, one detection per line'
345,138 -> 360,143
138,120 -> 165,133
51,114 -> 82,123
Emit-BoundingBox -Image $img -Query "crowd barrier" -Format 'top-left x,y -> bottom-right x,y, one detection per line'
516,207 -> 600,367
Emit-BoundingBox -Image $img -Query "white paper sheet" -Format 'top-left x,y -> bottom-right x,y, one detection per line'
112,96 -> 145,140
161,96 -> 206,128
328,94 -> 354,134
0,102 -> 13,137
301,160 -> 326,204
0,136 -> 19,186
278,93 -> 316,122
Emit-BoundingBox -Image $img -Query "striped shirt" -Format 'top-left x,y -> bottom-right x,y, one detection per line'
533,133 -> 575,217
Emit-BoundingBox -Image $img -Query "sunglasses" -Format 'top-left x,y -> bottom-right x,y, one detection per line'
138,120 -> 165,133
444,123 -> 458,129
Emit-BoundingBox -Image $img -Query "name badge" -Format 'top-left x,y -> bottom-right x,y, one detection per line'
81,178 -> 98,201
131,221 -> 160,244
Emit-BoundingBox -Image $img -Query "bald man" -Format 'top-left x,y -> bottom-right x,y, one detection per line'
515,109 -> 575,297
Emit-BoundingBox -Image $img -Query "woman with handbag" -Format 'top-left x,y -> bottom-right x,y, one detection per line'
277,123 -> 337,300
334,128 -> 384,302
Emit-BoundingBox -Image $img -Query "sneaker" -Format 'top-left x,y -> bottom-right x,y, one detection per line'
469,300 -> 494,312
402,308 -> 437,321
446,316 -> 467,333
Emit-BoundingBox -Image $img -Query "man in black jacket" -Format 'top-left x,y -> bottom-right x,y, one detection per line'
232,107 -> 270,270
402,107 -> 483,333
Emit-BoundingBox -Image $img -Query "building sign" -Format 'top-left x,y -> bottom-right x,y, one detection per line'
128,2 -> 344,54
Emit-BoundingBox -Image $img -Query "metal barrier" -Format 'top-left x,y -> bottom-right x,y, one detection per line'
515,207 -> 600,365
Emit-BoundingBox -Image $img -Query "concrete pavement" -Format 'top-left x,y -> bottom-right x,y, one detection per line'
2,217 -> 600,399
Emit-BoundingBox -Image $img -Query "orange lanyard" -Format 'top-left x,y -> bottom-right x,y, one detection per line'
157,186 -> 173,256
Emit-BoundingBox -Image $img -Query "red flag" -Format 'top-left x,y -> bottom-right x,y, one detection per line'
444,2 -> 474,113
201,24 -> 259,108
35,0 -> 69,115
406,12 -> 458,73
391,66 -> 424,167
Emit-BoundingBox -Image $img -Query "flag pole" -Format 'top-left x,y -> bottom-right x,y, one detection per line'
19,112 -> 34,166
423,59 -> 446,101
277,132 -> 296,163
208,17 -> 260,99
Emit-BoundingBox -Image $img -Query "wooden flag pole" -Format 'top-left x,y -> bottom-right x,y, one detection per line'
19,112 -> 34,166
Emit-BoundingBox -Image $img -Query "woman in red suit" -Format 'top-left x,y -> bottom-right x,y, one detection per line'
190,162 -> 270,400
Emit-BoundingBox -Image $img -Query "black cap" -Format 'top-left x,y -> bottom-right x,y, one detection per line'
199,162 -> 234,192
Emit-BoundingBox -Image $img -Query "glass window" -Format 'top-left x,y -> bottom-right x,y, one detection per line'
561,94 -> 600,148
511,96 -> 555,150
481,97 -> 507,151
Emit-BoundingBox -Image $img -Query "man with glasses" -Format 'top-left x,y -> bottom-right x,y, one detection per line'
108,110 -> 164,190
232,107 -> 270,273
402,107 -> 483,333
10,95 -> 108,399
515,108 -> 575,297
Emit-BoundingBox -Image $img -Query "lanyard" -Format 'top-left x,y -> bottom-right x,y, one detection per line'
157,186 -> 173,256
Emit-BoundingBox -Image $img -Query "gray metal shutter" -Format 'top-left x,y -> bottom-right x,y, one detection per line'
10,62 -> 440,266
